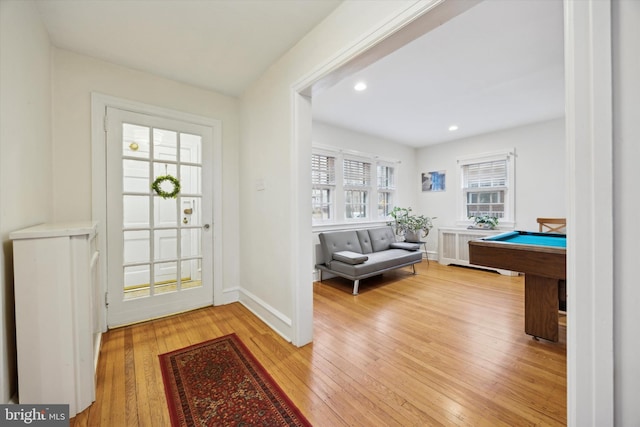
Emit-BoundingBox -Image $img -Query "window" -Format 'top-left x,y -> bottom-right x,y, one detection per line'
312,147 -> 397,225
311,153 -> 335,222
377,164 -> 395,218
463,160 -> 506,218
343,159 -> 371,219
459,151 -> 514,223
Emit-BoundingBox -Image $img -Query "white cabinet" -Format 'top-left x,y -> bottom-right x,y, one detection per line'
11,222 -> 100,416
438,227 -> 516,276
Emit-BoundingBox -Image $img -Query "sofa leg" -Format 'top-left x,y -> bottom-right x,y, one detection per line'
412,264 -> 416,274
352,280 -> 360,295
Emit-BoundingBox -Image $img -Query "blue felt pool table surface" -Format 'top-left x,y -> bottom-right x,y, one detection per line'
484,231 -> 566,248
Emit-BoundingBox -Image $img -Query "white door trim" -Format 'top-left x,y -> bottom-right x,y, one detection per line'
91,93 -> 224,331
564,1 -> 614,425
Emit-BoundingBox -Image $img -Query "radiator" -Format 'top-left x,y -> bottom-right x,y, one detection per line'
438,227 -> 517,276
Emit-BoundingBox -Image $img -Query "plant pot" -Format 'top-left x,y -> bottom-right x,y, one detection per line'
405,230 -> 425,242
474,223 -> 495,230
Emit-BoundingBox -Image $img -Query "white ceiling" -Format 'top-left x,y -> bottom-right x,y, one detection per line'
36,0 -> 564,148
313,0 -> 565,147
36,0 -> 342,97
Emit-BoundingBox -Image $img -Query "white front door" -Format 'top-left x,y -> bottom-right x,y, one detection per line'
105,107 -> 214,326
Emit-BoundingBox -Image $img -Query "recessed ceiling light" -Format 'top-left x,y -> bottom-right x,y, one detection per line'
448,125 -> 459,132
354,82 -> 367,91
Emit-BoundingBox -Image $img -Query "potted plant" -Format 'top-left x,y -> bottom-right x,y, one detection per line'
468,215 -> 499,230
389,207 -> 436,242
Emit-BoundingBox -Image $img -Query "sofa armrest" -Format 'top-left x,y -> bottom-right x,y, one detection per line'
333,251 -> 368,265
390,242 -> 420,251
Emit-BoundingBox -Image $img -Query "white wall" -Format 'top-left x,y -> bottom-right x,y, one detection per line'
612,1 -> 640,424
0,0 -> 53,402
415,118 -> 565,254
51,48 -> 242,298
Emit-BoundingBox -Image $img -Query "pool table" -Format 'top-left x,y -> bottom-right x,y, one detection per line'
468,231 -> 566,342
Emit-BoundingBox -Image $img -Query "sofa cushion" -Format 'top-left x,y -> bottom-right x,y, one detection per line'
390,242 -> 420,251
368,227 -> 397,252
333,251 -> 368,265
319,231 -> 363,266
329,249 -> 423,277
356,229 -> 373,254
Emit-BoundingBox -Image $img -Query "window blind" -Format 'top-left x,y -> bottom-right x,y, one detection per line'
343,159 -> 371,187
463,160 -> 507,188
312,154 -> 335,186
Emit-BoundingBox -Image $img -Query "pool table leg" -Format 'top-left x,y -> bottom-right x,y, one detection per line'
524,274 -> 559,342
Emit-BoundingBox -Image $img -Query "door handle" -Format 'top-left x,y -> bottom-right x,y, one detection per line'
184,208 -> 193,215
203,224 -> 210,230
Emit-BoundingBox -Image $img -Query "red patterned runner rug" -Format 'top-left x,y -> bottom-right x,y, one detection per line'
159,333 -> 312,427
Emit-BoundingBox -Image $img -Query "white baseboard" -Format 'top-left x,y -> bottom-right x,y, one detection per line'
238,288 -> 292,343
93,333 -> 102,372
425,251 -> 437,261
221,287 -> 240,305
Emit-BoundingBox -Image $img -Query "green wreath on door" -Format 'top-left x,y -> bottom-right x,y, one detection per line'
152,175 -> 181,199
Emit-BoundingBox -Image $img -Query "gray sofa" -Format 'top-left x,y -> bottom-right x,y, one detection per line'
316,226 -> 423,295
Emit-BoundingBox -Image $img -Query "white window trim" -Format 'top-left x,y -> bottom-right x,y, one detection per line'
312,144 -> 399,230
455,149 -> 515,229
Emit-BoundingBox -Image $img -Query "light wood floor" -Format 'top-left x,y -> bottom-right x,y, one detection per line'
71,261 -> 566,426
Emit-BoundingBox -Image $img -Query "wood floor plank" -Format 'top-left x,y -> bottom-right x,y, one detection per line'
102,328 -> 126,427
72,261 -> 566,426
131,323 -> 167,427
123,328 -> 139,426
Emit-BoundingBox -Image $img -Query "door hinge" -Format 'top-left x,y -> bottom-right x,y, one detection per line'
103,114 -> 108,132
105,292 -> 109,307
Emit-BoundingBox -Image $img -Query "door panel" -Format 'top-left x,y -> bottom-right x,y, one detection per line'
106,107 -> 213,326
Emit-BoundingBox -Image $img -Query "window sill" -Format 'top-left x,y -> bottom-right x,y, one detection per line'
455,220 -> 515,230
312,220 -> 389,233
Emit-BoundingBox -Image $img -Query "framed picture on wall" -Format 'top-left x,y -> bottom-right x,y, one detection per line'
422,171 -> 446,192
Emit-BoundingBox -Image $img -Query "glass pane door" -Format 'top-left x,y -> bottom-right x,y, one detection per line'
106,107 -> 213,326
